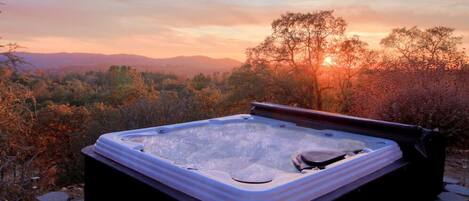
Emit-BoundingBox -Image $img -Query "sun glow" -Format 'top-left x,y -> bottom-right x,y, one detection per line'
323,56 -> 335,66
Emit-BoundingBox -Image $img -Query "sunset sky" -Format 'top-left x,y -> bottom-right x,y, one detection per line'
1,0 -> 468,61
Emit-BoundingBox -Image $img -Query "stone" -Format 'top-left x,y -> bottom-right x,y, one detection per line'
36,191 -> 69,201
445,184 -> 469,196
443,176 -> 460,184
437,192 -> 468,201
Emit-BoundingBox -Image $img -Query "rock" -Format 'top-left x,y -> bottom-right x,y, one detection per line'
445,184 -> 469,196
36,191 -> 69,201
438,192 -> 468,201
444,176 -> 460,184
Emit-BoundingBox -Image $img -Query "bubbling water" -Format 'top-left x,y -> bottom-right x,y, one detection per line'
124,122 -> 365,177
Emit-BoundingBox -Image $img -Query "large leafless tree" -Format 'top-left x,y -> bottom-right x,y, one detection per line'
246,11 -> 347,109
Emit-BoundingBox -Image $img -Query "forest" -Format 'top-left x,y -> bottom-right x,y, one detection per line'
1,10 -> 469,200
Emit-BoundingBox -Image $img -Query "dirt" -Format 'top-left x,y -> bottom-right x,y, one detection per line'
59,183 -> 84,200
444,149 -> 469,187
56,149 -> 468,199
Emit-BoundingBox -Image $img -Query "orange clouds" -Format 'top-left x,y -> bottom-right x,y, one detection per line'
1,0 -> 468,60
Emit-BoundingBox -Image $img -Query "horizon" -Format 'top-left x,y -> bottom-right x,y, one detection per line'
14,51 -> 243,62
1,0 -> 469,61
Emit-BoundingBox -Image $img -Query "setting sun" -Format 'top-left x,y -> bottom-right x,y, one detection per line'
323,56 -> 335,66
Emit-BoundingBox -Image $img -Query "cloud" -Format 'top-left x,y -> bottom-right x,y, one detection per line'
0,0 -> 282,36
335,5 -> 469,32
0,0 -> 468,60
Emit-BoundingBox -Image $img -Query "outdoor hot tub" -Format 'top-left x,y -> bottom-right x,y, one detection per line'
82,102 -> 445,201
94,114 -> 402,201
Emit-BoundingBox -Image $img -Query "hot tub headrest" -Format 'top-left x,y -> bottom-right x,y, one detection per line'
249,102 -> 443,161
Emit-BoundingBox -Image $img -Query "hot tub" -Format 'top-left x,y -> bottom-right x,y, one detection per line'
94,114 -> 402,201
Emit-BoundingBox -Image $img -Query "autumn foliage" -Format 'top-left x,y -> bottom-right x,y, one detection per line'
1,10 -> 468,200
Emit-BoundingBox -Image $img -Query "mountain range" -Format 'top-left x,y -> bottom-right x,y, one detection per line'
13,52 -> 243,77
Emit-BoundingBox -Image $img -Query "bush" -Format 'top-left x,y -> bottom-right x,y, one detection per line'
352,71 -> 469,146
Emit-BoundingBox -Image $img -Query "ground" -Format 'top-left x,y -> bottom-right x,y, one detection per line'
38,149 -> 468,201
445,149 -> 469,187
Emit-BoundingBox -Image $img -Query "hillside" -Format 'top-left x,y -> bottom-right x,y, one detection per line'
14,52 -> 242,76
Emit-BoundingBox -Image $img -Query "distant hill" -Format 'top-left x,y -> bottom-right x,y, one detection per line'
13,52 -> 243,77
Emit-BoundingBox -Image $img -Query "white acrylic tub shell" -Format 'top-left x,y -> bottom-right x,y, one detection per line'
95,114 -> 402,201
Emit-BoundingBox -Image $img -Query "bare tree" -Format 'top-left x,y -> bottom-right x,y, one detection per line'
247,11 -> 346,110
351,26 -> 469,146
333,36 -> 370,113
380,26 -> 467,72
0,42 -> 22,68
